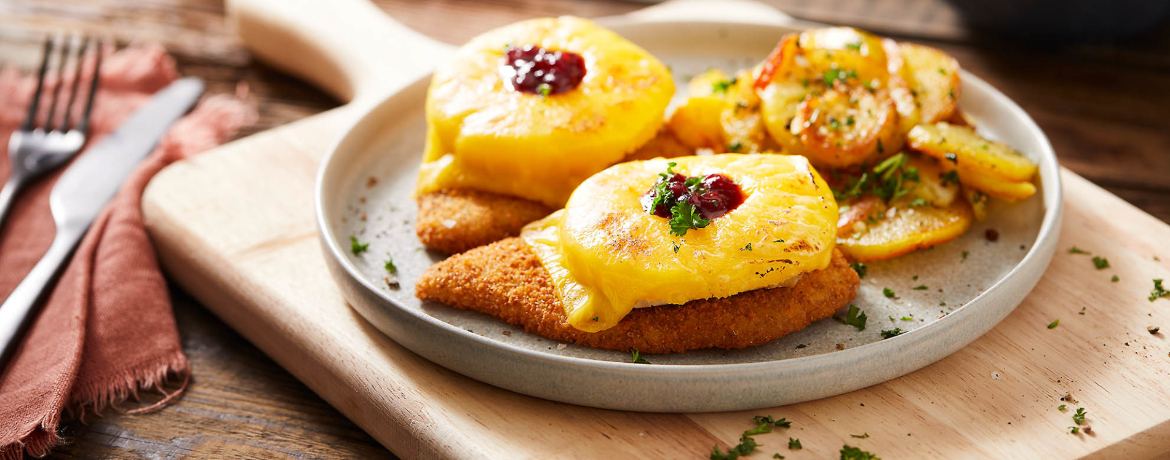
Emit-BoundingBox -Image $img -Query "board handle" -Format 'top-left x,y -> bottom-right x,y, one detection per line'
627,0 -> 819,28
226,0 -> 454,102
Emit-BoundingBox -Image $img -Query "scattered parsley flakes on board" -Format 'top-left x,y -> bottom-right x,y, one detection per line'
1047,319 -> 1060,329
849,433 -> 869,439
787,438 -> 802,450
1068,246 -> 1090,255
1112,275 -> 1119,283
1092,256 -> 1109,269
838,305 -> 867,331
840,445 -> 881,460
1073,407 -> 1087,425
913,285 -> 928,290
1151,279 -> 1170,302
350,236 -> 369,255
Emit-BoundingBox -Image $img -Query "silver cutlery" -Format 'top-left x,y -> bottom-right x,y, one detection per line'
1,35 -> 103,229
0,77 -> 204,369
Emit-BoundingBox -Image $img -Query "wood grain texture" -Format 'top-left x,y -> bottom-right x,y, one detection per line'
0,0 -> 1166,458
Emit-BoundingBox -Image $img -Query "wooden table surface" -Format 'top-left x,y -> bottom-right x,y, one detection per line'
1,0 -> 1168,458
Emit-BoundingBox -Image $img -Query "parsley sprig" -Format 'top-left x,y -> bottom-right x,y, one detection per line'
647,162 -> 713,237
833,153 -> 920,203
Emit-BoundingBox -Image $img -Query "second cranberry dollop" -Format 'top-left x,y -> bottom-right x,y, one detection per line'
500,45 -> 587,95
642,172 -> 745,220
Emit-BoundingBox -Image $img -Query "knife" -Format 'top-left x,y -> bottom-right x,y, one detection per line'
0,77 -> 204,368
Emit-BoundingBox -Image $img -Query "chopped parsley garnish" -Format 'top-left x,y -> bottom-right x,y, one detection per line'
962,250 -> 970,260
538,83 -> 552,98
648,163 -> 714,237
938,67 -> 947,75
631,349 -> 651,364
384,257 -> 397,275
753,415 -> 792,429
838,305 -> 868,331
1151,279 -> 1170,302
901,316 -> 914,321
710,434 -> 758,460
1047,319 -> 1060,329
1112,275 -> 1119,282
712,78 -> 737,93
1073,407 -> 1086,425
741,243 -> 753,251
840,445 -> 880,460
846,41 -> 862,51
939,170 -> 961,186
908,197 -> 928,207
823,68 -> 859,86
850,261 -> 867,278
672,240 -> 682,254
846,116 -> 856,126
788,438 -> 802,450
774,455 -> 785,459
832,153 -> 920,202
350,236 -> 369,255
913,285 -> 928,290
829,117 -> 842,130
728,141 -> 743,152
1092,256 -> 1109,269
1069,426 -> 1080,434
850,433 -> 869,439
883,287 -> 896,298
1058,404 -> 1067,411
881,328 -> 904,339
1068,246 -> 1090,254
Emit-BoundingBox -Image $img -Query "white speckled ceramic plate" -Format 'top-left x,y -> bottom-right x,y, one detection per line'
315,9 -> 1062,412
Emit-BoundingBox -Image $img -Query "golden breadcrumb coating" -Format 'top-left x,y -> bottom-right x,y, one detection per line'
416,238 -> 859,353
415,189 -> 554,255
416,129 -> 692,254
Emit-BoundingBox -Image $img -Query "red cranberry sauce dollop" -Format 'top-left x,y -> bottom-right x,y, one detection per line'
500,45 -> 587,95
642,173 -> 745,220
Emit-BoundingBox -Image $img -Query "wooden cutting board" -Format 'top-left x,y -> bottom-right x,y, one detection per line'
140,0 -> 1170,458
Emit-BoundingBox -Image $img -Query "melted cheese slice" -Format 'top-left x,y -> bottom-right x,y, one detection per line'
521,154 -> 838,332
416,16 -> 674,208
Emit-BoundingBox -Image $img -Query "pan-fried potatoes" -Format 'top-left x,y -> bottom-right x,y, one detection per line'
838,197 -> 974,262
666,27 -> 1040,263
668,69 -> 776,153
899,43 -> 961,123
907,122 -> 1038,181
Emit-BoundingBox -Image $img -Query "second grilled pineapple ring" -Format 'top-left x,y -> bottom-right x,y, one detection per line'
790,86 -> 900,169
416,16 -> 675,208
521,154 -> 838,332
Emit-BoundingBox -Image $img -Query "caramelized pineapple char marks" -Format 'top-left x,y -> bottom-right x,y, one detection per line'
416,238 -> 859,353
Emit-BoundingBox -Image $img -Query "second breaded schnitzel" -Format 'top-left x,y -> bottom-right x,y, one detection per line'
416,129 -> 693,254
416,238 -> 859,353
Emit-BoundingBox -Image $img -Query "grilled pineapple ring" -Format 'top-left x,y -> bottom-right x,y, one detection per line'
416,17 -> 674,208
521,155 -> 838,332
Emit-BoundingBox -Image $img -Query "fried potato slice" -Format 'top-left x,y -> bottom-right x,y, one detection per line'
837,196 -> 974,262
907,122 -> 1038,182
416,238 -> 859,353
899,43 -> 961,123
963,187 -> 989,222
789,86 -> 899,168
669,69 -> 776,153
938,159 -> 1037,202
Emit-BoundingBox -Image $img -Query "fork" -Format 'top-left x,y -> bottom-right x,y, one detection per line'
0,35 -> 102,229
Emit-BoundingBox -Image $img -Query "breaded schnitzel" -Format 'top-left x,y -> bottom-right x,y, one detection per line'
416,129 -> 692,254
416,238 -> 860,353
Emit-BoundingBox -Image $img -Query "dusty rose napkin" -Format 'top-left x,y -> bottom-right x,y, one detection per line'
0,44 -> 257,459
